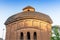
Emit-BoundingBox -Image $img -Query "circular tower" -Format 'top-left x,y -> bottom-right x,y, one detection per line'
5,6 -> 53,40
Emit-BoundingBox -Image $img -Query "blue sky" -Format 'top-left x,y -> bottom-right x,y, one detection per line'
0,0 -> 60,40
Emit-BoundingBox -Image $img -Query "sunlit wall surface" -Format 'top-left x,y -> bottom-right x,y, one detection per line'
17,19 -> 51,32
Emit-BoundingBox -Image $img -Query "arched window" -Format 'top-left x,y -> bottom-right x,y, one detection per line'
27,32 -> 30,40
34,32 -> 37,40
20,32 -> 23,40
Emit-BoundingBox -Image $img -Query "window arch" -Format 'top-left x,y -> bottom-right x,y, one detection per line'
34,32 -> 37,40
27,32 -> 30,40
20,32 -> 23,40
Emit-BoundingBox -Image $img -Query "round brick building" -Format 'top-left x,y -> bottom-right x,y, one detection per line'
5,6 -> 53,40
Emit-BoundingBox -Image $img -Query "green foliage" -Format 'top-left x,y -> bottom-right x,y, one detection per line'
51,26 -> 60,40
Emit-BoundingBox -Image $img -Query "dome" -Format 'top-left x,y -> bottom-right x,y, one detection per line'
5,6 -> 53,25
23,6 -> 35,10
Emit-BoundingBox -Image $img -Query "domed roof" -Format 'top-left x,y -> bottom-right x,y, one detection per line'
5,6 -> 53,25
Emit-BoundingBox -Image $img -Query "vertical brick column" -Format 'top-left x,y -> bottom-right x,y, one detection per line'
24,32 -> 27,40
17,31 -> 22,40
37,32 -> 41,40
31,32 -> 33,40
6,24 -> 11,40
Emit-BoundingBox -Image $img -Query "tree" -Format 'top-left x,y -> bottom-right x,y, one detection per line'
51,25 -> 60,40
